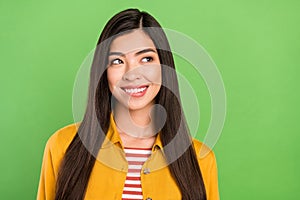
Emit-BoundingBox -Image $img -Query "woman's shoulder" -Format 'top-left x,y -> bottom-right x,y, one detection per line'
191,138 -> 216,162
45,123 -> 79,153
191,138 -> 219,200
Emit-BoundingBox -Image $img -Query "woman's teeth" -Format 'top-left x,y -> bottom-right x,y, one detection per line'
124,87 -> 147,94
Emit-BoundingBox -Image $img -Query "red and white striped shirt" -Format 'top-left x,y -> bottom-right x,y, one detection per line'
122,147 -> 152,200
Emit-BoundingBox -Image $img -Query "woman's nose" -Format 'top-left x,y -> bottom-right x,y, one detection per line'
122,59 -> 142,81
122,71 -> 142,81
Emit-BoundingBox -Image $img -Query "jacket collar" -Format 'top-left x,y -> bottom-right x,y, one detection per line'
101,112 -> 164,152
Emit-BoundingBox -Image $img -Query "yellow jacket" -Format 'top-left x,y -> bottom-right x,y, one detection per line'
37,114 -> 219,200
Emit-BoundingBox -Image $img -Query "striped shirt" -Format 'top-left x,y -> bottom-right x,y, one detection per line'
122,147 -> 152,200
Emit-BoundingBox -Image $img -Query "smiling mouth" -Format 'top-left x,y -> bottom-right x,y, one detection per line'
121,85 -> 149,94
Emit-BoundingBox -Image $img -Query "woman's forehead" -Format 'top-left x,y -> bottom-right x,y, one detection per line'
109,29 -> 156,54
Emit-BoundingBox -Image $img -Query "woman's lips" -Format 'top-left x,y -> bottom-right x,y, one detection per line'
121,85 -> 149,97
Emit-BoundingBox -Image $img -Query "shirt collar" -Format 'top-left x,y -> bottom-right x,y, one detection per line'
101,112 -> 164,152
152,131 -> 163,151
101,112 -> 123,148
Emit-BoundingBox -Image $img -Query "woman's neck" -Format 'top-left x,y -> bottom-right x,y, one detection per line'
113,102 -> 157,140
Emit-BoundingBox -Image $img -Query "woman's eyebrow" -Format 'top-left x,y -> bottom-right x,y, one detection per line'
108,48 -> 157,57
135,48 -> 157,56
108,52 -> 125,57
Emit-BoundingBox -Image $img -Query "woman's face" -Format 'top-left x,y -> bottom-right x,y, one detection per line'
107,29 -> 162,111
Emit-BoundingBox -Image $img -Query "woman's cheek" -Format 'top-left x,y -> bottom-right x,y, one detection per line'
140,64 -> 161,85
107,69 -> 119,93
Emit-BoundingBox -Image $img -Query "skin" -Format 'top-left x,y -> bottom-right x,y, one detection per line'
106,29 -> 162,148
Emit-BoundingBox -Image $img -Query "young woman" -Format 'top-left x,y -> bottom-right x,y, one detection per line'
37,8 -> 219,200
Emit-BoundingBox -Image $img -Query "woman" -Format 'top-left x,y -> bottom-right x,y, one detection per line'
37,8 -> 219,200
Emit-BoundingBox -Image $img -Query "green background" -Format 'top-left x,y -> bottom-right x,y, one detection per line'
1,0 -> 299,199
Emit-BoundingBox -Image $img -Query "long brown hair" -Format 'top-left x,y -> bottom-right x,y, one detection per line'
55,8 -> 207,200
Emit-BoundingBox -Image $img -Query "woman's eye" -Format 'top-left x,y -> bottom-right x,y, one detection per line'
141,57 -> 153,63
110,58 -> 123,65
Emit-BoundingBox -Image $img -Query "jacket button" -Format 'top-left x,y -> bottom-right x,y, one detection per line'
143,168 -> 150,174
145,198 -> 152,200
